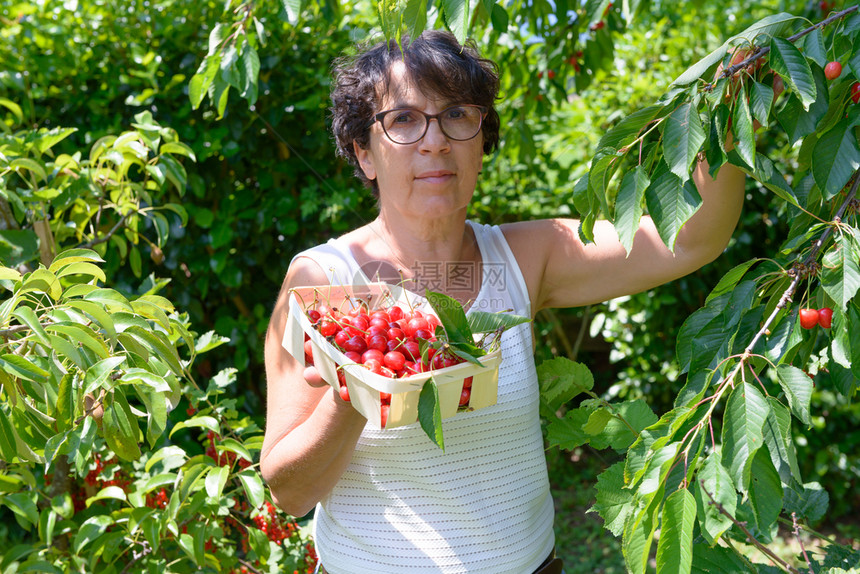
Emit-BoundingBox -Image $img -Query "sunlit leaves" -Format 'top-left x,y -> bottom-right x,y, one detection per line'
663,103 -> 706,182
769,36 -> 817,110
721,382 -> 769,491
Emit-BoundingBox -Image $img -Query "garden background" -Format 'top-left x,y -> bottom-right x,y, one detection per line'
1,0 -> 859,572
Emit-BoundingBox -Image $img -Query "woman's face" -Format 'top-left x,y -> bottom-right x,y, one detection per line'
354,61 -> 485,221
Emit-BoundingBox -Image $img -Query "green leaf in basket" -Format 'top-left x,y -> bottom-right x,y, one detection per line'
467,310 -> 531,334
447,343 -> 486,367
425,290 -> 473,344
418,377 -> 445,451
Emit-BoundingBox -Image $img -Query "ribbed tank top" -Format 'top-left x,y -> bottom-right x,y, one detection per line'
289,221 -> 555,574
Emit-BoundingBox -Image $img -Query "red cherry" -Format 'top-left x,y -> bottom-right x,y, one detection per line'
799,308 -> 820,329
363,358 -> 384,373
319,320 -> 338,337
334,330 -> 350,348
459,387 -> 471,407
590,20 -> 605,31
824,61 -> 842,81
384,351 -> 406,371
369,317 -> 389,330
307,309 -> 321,323
818,307 -> 833,329
343,350 -> 362,363
380,405 -> 389,428
366,334 -> 388,352
342,335 -> 368,354
387,327 -> 406,341
402,340 -> 420,361
547,69 -> 556,79
405,317 -> 430,338
414,328 -> 434,341
388,306 -> 404,322
380,391 -> 391,405
367,326 -> 387,338
371,310 -> 391,322
851,82 -> 860,104
463,376 -> 473,389
338,384 -> 350,402
362,349 -> 385,364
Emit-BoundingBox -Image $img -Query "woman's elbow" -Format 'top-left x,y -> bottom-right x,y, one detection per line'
261,459 -> 319,518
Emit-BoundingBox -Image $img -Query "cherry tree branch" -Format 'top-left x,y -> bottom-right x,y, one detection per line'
721,6 -> 859,79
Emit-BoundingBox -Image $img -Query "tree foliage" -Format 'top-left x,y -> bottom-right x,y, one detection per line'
1,0 -> 860,572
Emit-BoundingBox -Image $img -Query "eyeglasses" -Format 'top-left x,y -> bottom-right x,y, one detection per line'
368,104 -> 488,145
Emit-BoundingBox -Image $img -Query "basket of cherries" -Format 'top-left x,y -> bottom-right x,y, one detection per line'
281,283 -> 528,449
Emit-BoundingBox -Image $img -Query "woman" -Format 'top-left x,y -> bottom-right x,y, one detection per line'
261,30 -> 745,574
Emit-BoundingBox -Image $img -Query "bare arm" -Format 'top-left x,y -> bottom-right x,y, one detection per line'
260,258 -> 368,517
505,156 -> 745,312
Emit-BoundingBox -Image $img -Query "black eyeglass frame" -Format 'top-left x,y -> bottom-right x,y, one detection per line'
367,104 -> 489,145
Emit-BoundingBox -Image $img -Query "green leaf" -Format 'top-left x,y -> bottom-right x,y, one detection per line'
238,470 -> 265,509
662,103 -> 706,183
706,259 -> 759,303
537,357 -> 594,414
645,169 -> 703,252
281,0 -> 302,23
86,485 -> 127,507
103,392 -> 141,461
418,378 -> 444,450
748,80 -> 774,129
3,492 -> 39,526
812,119 -> 860,199
769,36 -> 816,110
748,447 -> 783,530
589,399 -> 658,452
10,158 -> 47,183
54,262 -> 106,283
691,545 -> 755,574
0,408 -> 19,462
783,481 -> 829,523
694,451 -> 736,545
425,290 -> 472,344
775,365 -> 813,426
73,515 -> 113,553
655,488 -> 696,574
731,84 -> 755,169
0,97 -> 23,124
466,310 -> 530,334
21,268 -> 61,300
205,465 -> 229,499
0,354 -> 49,383
82,288 -> 134,313
0,230 -> 40,267
597,105 -> 666,151
721,382 -> 769,491
590,461 -> 633,537
238,41 -> 260,105
762,398 -> 801,484
545,407 -> 591,450
614,166 -> 650,254
11,306 -> 50,348
821,234 -> 860,311
441,0 -> 470,45
169,415 -> 220,438
800,27 -> 827,67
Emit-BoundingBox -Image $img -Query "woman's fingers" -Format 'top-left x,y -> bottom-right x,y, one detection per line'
303,366 -> 327,387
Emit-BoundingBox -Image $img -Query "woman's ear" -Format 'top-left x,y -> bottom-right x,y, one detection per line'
353,140 -> 377,181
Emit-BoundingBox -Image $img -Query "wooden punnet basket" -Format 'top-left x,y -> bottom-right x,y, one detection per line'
282,283 -> 501,429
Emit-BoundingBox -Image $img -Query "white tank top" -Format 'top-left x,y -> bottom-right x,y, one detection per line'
290,221 -> 555,574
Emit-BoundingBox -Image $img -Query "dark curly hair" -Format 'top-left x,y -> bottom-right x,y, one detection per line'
330,30 -> 501,194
